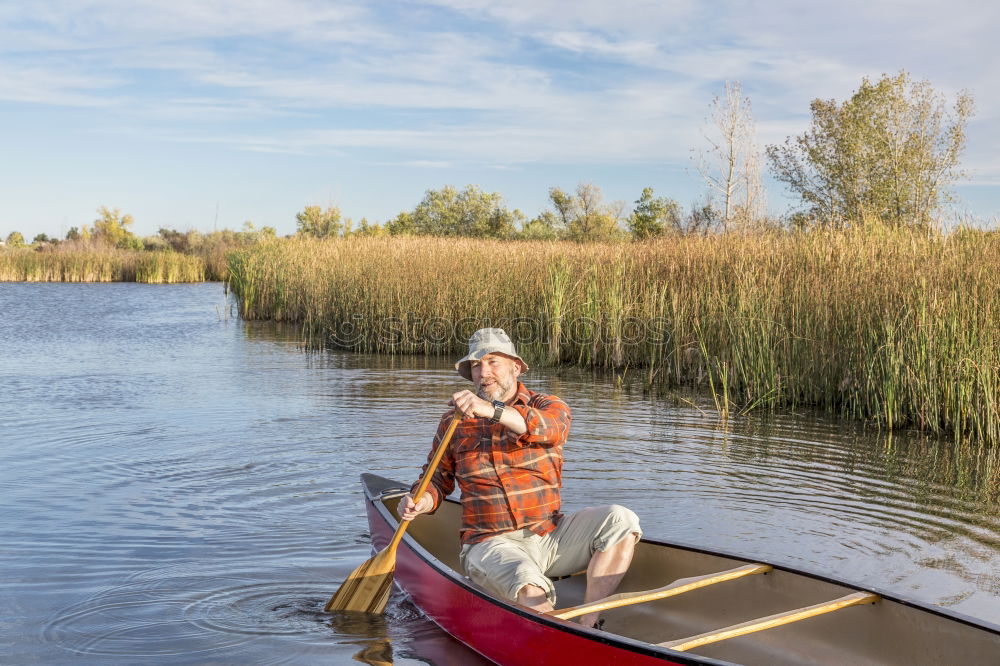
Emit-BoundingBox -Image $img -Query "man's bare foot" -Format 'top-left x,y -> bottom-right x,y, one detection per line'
578,614 -> 604,630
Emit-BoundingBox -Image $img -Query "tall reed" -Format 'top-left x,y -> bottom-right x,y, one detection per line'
0,248 -> 207,283
226,231 -> 1000,445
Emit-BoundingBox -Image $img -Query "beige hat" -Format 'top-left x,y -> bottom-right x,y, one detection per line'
455,328 -> 529,381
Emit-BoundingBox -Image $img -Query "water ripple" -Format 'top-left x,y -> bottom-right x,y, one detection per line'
3,283 -> 999,663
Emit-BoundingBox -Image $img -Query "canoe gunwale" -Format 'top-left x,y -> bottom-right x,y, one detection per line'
359,472 -> 1000,663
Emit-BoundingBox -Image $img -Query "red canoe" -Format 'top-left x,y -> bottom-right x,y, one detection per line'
357,473 -> 1000,665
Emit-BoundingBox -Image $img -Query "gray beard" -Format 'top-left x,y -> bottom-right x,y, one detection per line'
477,380 -> 509,402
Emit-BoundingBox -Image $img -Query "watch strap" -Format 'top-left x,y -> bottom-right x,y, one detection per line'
489,400 -> 505,423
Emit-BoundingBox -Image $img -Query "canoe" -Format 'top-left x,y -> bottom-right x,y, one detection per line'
356,473 -> 1000,665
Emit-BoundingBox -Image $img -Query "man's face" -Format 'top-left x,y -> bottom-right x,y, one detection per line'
471,353 -> 521,402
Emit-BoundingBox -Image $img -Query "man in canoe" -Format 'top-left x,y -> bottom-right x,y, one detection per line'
398,327 -> 642,629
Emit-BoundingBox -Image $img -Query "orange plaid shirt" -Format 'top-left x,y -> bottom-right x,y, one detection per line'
416,382 -> 571,545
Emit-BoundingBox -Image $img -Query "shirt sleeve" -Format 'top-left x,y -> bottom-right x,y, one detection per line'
410,411 -> 457,513
509,395 -> 571,448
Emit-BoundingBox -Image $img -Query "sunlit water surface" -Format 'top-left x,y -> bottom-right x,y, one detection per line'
1,282 -> 998,664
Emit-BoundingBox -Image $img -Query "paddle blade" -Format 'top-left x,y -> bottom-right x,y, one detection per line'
325,547 -> 397,613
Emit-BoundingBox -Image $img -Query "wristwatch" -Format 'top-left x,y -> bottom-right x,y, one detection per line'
489,400 -> 505,423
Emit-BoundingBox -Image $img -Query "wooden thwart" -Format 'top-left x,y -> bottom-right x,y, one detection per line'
550,563 -> 772,620
660,591 -> 880,652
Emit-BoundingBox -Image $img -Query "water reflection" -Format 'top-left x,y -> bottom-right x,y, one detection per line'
328,612 -> 393,665
354,640 -> 393,666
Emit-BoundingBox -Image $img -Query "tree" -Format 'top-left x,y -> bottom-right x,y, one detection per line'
296,205 -> 342,238
387,185 -> 519,238
239,220 -> 276,243
5,231 -> 25,247
385,211 -> 417,236
548,182 -> 622,242
159,227 -> 199,252
519,211 -> 562,240
350,217 -> 387,237
766,71 -> 973,229
684,199 -> 719,235
693,81 -> 765,232
628,187 -> 681,239
92,206 -> 136,247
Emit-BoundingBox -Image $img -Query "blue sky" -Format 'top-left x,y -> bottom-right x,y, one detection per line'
2,0 -> 998,240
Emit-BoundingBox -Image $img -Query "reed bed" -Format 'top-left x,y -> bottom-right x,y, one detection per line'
227,231 -> 1000,444
0,248 -> 207,283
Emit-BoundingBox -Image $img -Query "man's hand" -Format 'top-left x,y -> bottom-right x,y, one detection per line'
398,492 -> 434,521
450,389 -> 527,434
450,389 -> 492,419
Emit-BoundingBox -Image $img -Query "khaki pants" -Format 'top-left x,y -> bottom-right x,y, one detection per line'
459,505 -> 641,605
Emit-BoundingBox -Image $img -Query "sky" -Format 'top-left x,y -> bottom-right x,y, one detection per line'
2,0 -> 999,240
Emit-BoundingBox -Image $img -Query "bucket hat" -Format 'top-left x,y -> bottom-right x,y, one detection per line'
455,328 -> 529,381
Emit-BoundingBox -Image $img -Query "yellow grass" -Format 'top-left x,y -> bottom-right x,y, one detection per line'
0,248 -> 208,283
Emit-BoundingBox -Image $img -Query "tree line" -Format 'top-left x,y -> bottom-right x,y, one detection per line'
294,71 -> 976,241
293,182 -> 710,242
3,70 -> 976,250
1,206 -> 277,257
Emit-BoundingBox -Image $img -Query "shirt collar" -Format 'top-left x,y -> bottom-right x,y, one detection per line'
512,381 -> 532,406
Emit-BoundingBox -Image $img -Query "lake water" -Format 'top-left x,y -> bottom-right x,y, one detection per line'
1,282 -> 998,664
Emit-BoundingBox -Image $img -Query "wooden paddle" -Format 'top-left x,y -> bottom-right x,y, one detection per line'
325,410 -> 464,614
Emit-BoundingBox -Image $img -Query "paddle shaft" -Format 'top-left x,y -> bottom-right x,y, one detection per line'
383,410 -> 463,555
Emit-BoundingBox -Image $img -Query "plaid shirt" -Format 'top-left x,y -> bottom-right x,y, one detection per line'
415,382 -> 571,545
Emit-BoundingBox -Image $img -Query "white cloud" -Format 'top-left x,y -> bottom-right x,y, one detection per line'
140,106 -> 696,166
398,160 -> 456,168
0,0 -> 370,49
420,0 -> 698,36
543,31 -> 662,64
0,64 -> 124,106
